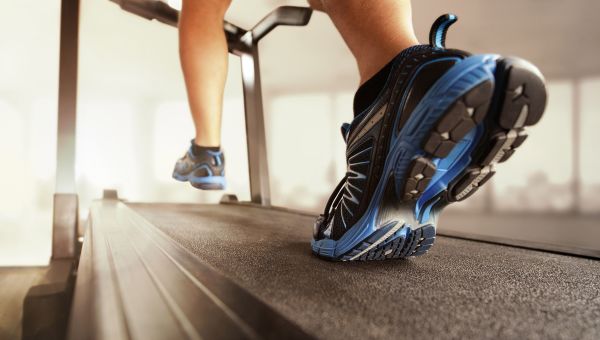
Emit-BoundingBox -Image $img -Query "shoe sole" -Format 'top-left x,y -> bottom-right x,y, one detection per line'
410,57 -> 546,221
173,173 -> 226,190
312,55 -> 546,261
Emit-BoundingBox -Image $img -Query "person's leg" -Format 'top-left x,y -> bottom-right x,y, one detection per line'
179,0 -> 231,147
172,0 -> 230,190
309,0 -> 419,84
309,0 -> 419,114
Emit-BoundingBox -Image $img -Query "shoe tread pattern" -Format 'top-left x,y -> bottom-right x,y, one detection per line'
447,57 -> 547,201
339,225 -> 436,261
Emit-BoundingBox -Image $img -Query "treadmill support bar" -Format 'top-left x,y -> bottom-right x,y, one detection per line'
233,6 -> 312,206
53,0 -> 81,259
239,46 -> 271,206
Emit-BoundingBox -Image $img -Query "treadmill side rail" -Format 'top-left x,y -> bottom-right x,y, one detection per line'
67,200 -> 315,339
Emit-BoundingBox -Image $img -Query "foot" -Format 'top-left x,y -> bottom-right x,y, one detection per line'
172,140 -> 226,190
312,14 -> 547,261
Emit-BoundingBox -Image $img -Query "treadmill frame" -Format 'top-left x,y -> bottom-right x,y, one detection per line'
107,0 -> 313,206
52,0 -> 313,261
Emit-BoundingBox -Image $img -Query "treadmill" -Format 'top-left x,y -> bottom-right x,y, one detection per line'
23,1 -> 600,339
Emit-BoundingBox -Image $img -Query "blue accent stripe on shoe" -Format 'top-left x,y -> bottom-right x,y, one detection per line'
415,124 -> 484,223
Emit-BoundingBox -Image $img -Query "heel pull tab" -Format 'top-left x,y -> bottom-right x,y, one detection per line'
429,14 -> 458,49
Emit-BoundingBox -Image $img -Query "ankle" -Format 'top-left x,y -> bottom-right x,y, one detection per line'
353,40 -> 420,115
357,38 -> 419,84
194,137 -> 220,148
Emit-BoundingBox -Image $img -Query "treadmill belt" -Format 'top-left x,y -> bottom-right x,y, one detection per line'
130,202 -> 600,340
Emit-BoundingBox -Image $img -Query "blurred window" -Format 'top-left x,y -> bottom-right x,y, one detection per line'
0,1 -> 60,265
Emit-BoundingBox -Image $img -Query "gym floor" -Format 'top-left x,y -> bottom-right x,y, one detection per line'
0,267 -> 46,340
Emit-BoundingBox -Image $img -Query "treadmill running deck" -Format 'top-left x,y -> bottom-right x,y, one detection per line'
129,202 -> 600,340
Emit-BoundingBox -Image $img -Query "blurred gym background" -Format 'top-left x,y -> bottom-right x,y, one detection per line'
1,0 -> 599,265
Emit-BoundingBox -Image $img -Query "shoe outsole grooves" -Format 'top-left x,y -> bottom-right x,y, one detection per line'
422,80 -> 493,158
314,225 -> 436,262
351,225 -> 436,261
400,79 -> 494,201
400,57 -> 546,204
446,57 -> 547,202
402,158 -> 437,201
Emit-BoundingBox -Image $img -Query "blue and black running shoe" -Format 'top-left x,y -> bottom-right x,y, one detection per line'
312,14 -> 547,261
172,140 -> 226,190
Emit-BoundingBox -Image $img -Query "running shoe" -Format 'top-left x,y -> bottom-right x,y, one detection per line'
312,14 -> 547,261
172,140 -> 226,190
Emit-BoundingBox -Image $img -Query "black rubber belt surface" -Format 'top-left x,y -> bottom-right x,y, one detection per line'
130,202 -> 600,340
